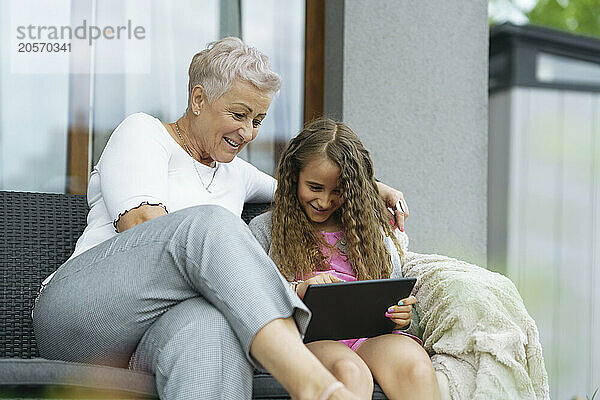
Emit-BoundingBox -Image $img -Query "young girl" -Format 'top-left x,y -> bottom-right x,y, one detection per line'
249,118 -> 440,400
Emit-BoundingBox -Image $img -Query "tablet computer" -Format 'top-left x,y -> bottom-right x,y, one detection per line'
302,277 -> 417,343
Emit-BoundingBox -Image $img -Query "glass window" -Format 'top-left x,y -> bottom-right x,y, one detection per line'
91,0 -> 220,166
0,0 -> 305,193
536,51 -> 600,86
0,0 -> 71,192
239,0 -> 305,174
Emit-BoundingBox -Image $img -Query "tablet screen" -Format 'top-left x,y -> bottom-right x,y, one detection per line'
302,277 -> 416,343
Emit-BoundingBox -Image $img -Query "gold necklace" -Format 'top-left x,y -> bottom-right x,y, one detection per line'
174,121 -> 218,193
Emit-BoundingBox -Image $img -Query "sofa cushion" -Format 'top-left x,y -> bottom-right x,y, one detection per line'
0,358 -> 157,398
0,359 -> 389,399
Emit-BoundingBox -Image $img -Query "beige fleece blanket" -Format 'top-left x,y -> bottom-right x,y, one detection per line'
401,251 -> 550,400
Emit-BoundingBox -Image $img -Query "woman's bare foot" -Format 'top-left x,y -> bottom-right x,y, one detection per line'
328,389 -> 359,400
250,318 -> 361,400
298,381 -> 358,400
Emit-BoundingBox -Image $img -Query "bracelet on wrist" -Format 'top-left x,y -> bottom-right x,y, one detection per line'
290,281 -> 303,293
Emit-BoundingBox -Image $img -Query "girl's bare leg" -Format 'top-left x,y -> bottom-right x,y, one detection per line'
355,334 -> 440,400
306,340 -> 374,399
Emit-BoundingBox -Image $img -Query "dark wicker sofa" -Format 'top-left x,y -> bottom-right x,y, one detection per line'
0,191 -> 388,399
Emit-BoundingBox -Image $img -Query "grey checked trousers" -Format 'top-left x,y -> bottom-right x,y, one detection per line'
33,205 -> 310,399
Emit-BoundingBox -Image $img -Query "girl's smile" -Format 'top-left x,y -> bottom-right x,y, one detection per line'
309,203 -> 329,214
297,157 -> 343,231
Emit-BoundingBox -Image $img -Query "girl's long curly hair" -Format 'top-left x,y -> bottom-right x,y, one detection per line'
271,117 -> 403,281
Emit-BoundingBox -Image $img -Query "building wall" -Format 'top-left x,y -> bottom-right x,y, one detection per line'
324,0 -> 489,266
490,87 -> 600,399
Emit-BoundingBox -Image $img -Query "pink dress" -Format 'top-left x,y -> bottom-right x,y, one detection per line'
301,231 -> 422,351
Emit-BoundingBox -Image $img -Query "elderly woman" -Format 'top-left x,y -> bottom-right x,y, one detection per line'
32,37 -> 407,400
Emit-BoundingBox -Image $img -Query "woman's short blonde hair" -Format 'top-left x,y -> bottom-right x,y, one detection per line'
187,37 -> 282,105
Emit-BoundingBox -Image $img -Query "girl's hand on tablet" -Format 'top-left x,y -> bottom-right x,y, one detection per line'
385,295 -> 416,328
296,273 -> 343,299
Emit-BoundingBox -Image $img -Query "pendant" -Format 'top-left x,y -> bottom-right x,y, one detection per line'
192,160 -> 218,193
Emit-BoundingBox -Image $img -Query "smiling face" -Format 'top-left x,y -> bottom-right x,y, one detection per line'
189,79 -> 273,164
297,156 -> 344,231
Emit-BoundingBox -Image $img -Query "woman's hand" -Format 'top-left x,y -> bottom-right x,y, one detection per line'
296,273 -> 343,300
115,204 -> 167,232
385,295 -> 416,329
374,181 -> 409,231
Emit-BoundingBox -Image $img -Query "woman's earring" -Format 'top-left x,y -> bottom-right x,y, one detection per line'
193,110 -> 199,116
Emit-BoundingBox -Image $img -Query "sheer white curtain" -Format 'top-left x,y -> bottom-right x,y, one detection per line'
91,0 -> 220,165
93,0 -> 305,175
0,0 -> 71,192
241,0 -> 305,174
0,0 -> 304,192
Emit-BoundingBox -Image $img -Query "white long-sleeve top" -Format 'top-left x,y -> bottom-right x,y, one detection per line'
42,112 -> 276,285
